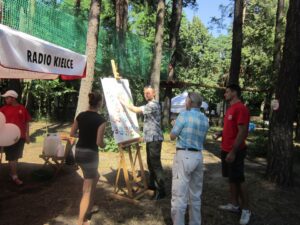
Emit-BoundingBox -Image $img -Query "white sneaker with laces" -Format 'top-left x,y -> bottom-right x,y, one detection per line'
240,209 -> 251,225
218,203 -> 240,213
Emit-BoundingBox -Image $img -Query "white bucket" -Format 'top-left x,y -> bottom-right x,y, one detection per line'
43,133 -> 61,156
56,144 -> 65,157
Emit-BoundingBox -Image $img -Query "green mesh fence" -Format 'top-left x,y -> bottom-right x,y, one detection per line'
1,0 -> 169,80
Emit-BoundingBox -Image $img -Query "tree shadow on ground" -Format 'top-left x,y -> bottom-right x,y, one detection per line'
0,160 -> 174,225
30,122 -> 72,142
0,162 -> 81,225
99,165 -> 173,225
202,143 -> 300,225
1,144 -> 300,225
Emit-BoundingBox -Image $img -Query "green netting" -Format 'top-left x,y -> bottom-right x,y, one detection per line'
1,0 -> 169,80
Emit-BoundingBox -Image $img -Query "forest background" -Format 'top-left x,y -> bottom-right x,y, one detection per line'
1,0 -> 299,187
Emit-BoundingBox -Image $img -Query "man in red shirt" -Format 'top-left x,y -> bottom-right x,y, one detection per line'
214,84 -> 251,225
1,90 -> 31,185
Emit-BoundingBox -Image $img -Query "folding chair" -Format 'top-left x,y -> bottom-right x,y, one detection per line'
39,135 -> 76,177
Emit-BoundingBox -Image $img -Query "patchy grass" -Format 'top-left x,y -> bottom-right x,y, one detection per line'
247,129 -> 269,158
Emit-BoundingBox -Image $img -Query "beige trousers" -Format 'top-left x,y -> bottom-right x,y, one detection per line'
171,150 -> 204,225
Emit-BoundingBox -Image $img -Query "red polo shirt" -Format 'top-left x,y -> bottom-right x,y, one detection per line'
0,104 -> 31,139
221,101 -> 250,152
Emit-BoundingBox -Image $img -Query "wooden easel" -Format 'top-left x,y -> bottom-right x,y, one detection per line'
114,138 -> 148,199
110,60 -> 148,199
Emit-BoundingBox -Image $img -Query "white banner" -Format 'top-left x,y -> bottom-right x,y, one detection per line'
0,24 -> 86,77
101,78 -> 140,144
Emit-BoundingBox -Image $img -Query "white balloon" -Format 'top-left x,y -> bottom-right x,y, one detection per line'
0,112 -> 6,131
0,123 -> 21,147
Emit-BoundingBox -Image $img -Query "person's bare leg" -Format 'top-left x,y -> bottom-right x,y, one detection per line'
87,174 -> 100,214
9,160 -> 18,176
9,160 -> 23,184
238,182 -> 249,209
229,182 -> 239,206
78,179 -> 93,225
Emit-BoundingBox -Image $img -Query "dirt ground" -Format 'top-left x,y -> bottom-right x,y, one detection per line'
0,122 -> 300,225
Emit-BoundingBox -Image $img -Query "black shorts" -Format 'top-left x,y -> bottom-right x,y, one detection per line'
221,149 -> 246,183
4,138 -> 26,161
75,147 -> 99,179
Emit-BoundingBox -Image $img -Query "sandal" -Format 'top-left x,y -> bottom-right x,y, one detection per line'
10,176 -> 23,186
85,205 -> 100,221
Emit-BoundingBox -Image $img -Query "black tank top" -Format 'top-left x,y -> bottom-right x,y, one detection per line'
76,111 -> 106,151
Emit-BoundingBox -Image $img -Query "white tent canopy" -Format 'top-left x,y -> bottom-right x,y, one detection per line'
0,24 -> 86,80
171,91 -> 209,113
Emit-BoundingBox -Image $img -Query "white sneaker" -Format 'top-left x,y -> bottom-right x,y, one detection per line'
240,209 -> 251,225
218,203 -> 240,213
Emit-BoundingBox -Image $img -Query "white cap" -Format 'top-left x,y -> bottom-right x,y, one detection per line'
1,90 -> 18,98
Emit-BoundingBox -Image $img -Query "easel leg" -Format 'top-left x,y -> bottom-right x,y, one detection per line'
114,151 -> 123,193
114,140 -> 148,199
120,148 -> 133,198
128,147 -> 138,183
136,144 -> 148,189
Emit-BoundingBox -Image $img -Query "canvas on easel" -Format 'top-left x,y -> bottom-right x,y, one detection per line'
101,78 -> 140,144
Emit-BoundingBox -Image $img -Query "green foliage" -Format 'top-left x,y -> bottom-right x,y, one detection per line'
103,137 -> 118,152
247,129 -> 268,158
207,0 -> 286,115
241,0 -> 278,90
175,17 -> 231,104
101,0 -> 116,29
129,2 -> 156,43
3,0 -> 287,124
27,79 -> 78,120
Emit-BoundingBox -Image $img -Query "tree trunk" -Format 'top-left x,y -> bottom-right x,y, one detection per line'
263,0 -> 285,121
168,0 -> 183,81
295,109 -> 300,141
75,0 -> 81,10
162,87 -> 172,127
150,0 -> 165,100
267,0 -> 300,187
116,0 -> 128,42
162,0 -> 183,127
228,0 -> 244,85
115,0 -> 128,72
0,1 -> 3,23
29,0 -> 36,32
75,0 -> 101,116
75,0 -> 81,16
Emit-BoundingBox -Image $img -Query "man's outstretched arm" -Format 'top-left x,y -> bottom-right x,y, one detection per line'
119,97 -> 143,114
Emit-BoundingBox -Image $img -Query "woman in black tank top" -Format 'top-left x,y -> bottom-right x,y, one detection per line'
70,91 -> 106,225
